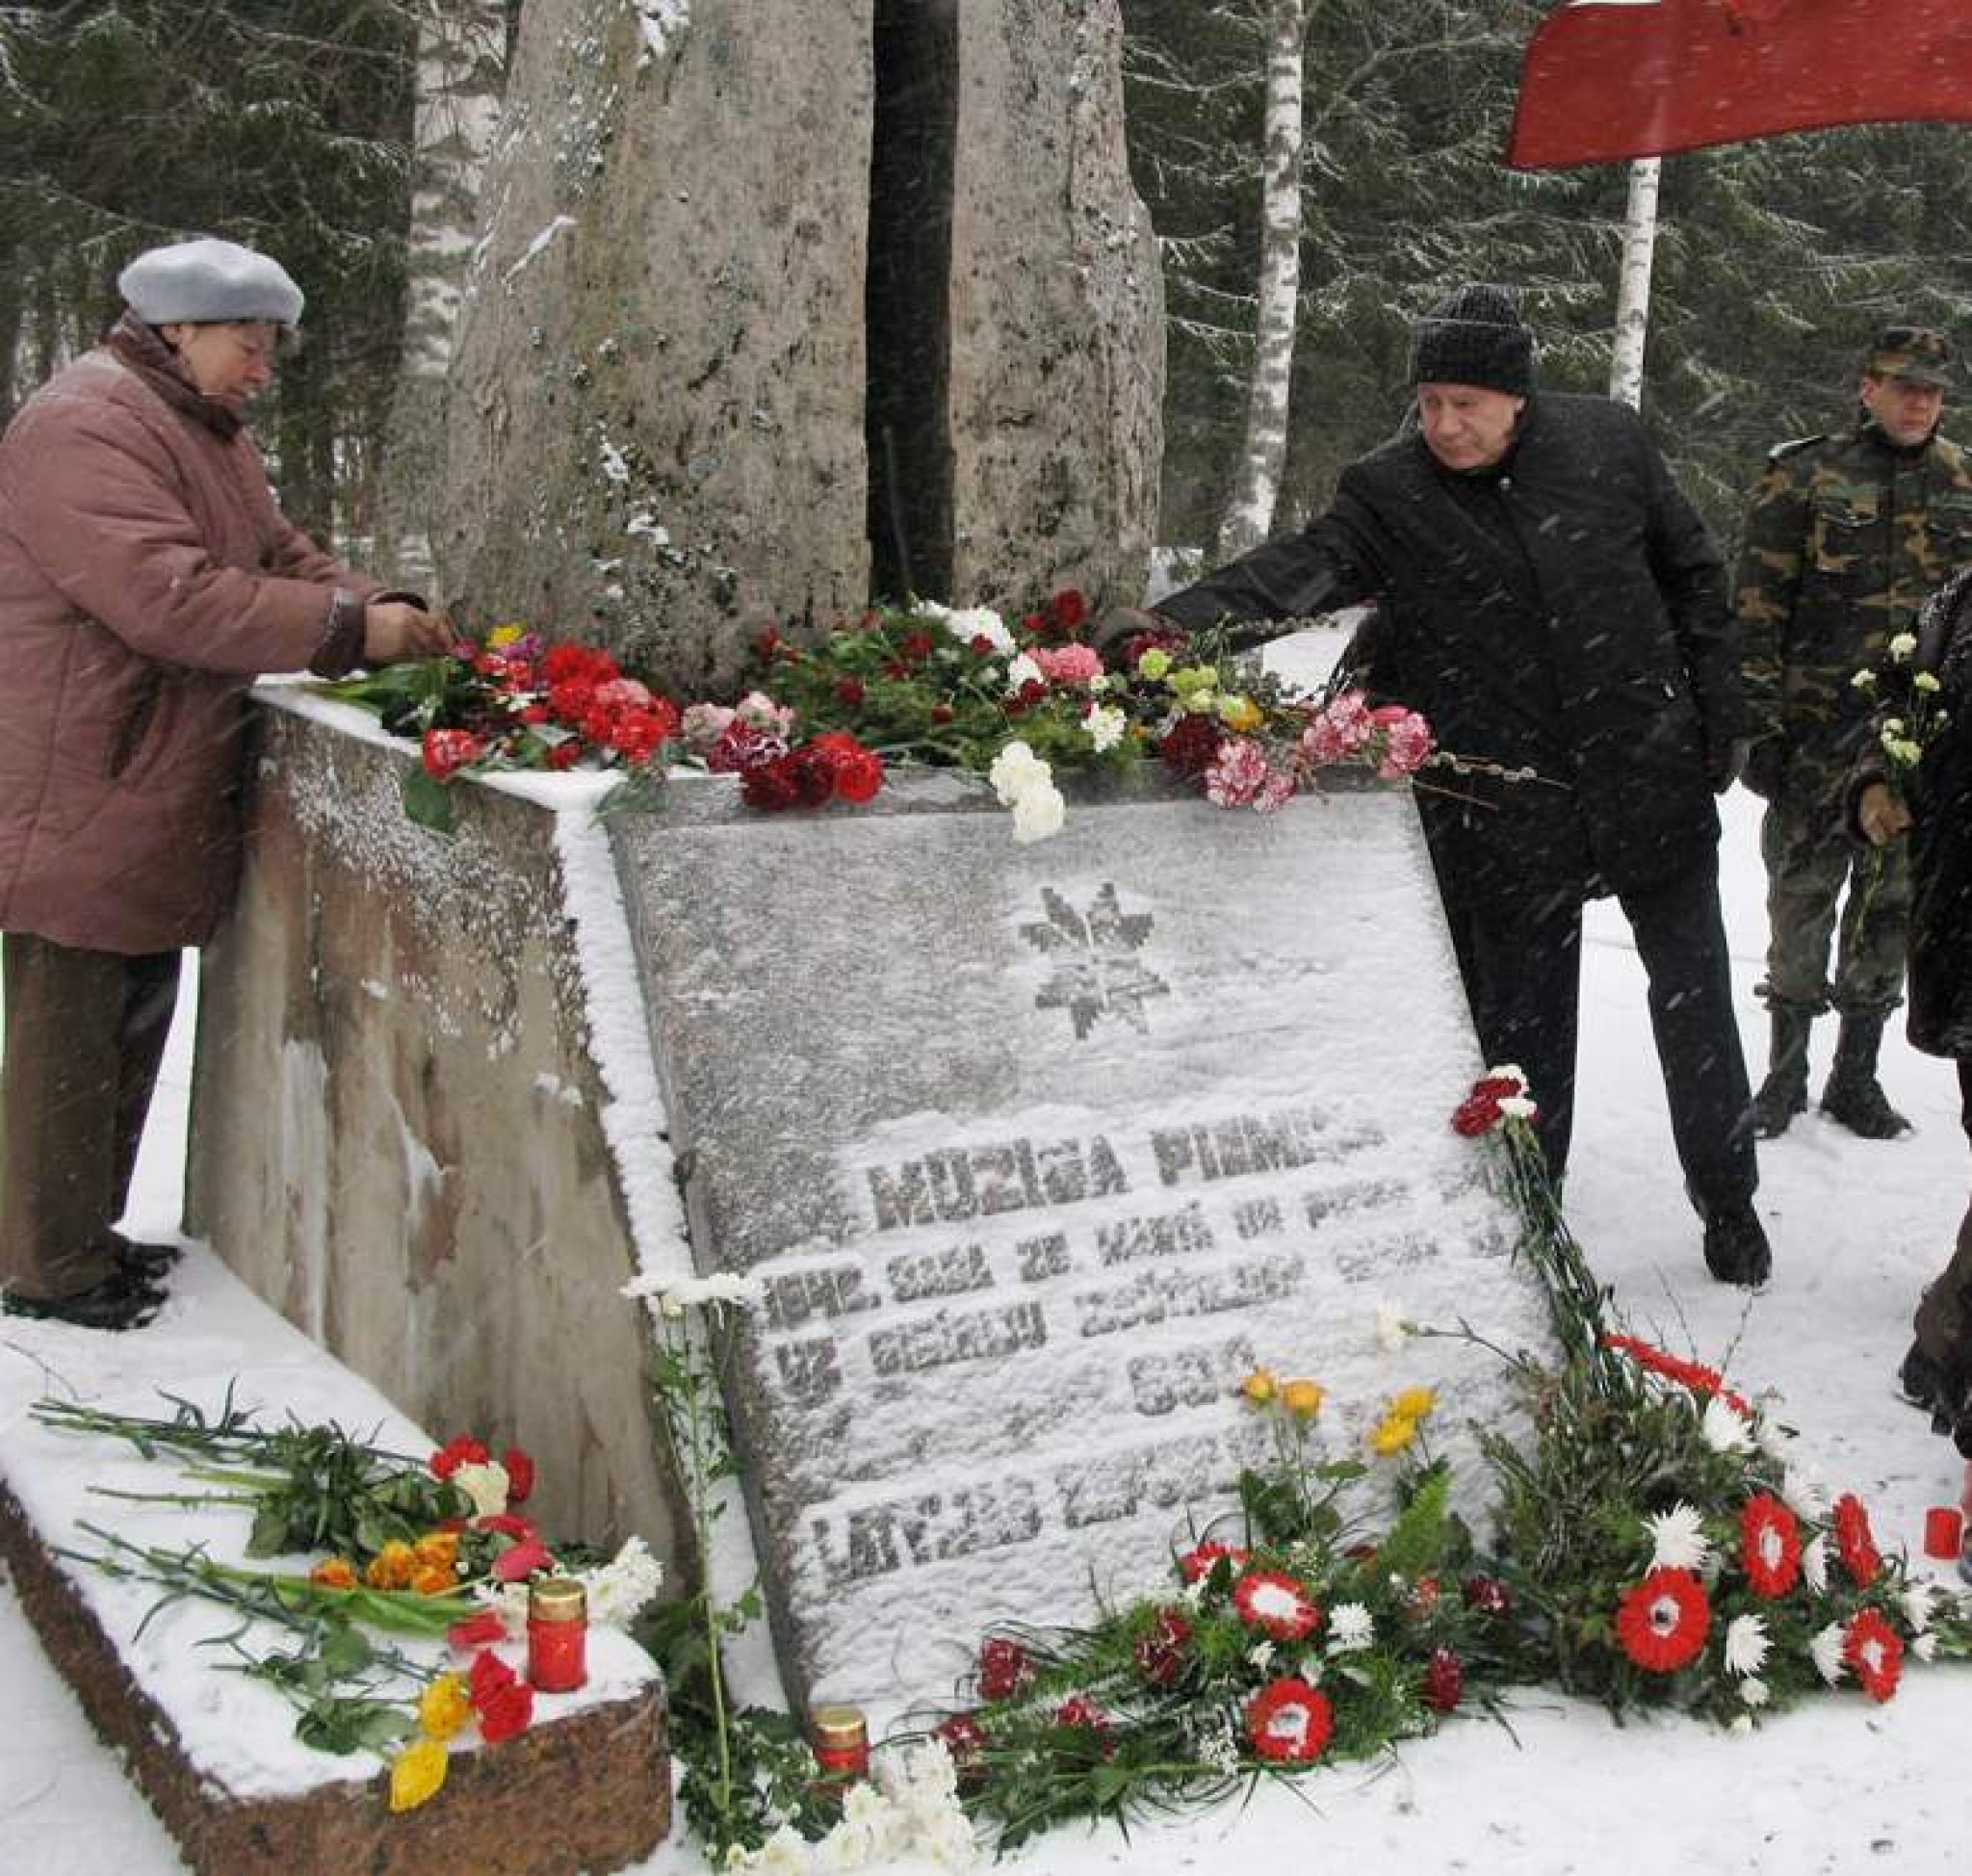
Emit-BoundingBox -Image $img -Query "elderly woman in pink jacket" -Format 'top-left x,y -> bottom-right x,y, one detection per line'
0,237 -> 450,1330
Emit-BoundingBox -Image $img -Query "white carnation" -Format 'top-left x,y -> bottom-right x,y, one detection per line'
987,739 -> 1049,803
452,1459 -> 511,1519
1082,702 -> 1127,752
923,602 -> 1014,656
1009,779 -> 1067,844
1005,652 -> 1045,691
1890,631 -> 1919,660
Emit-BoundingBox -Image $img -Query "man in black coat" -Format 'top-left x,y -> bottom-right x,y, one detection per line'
1127,283 -> 1769,1285
1853,565 -> 1972,1445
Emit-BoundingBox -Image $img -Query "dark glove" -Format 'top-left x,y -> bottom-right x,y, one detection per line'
1741,737 -> 1786,800
1705,736 -> 1750,795
1090,605 -> 1169,658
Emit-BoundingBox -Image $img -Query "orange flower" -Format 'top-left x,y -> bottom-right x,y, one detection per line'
411,1562 -> 459,1596
418,1673 -> 473,1742
365,1540 -> 416,1591
309,1558 -> 357,1591
388,1736 -> 450,1811
414,1531 -> 461,1571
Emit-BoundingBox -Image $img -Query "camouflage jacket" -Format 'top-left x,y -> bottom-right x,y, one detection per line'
1736,419 -> 1972,758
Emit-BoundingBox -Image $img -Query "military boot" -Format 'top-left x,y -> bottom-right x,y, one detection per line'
1819,1013 -> 1911,1138
1750,1007 -> 1814,1138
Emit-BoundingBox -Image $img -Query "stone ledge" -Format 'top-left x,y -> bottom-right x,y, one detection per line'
0,1475 -> 671,1873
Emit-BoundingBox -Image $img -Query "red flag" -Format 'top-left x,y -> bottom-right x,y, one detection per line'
1508,0 -> 1972,170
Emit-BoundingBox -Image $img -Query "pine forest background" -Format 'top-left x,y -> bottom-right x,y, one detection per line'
6,0 -> 1972,579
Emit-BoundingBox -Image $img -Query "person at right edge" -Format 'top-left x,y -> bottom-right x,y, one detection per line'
1105,283 -> 1769,1287
1736,324 -> 1972,1141
1850,564 -> 1972,1472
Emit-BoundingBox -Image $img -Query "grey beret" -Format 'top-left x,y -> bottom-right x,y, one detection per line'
117,237 -> 304,326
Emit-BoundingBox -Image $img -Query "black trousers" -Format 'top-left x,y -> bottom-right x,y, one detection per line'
1452,848 -> 1757,1213
1,932 -> 181,1301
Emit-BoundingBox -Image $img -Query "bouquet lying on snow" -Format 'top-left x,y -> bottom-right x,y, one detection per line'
871,1069 -> 1972,1853
317,594 -> 1434,842
36,1389 -> 662,1812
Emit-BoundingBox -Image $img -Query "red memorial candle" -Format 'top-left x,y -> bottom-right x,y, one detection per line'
527,1576 -> 589,1691
811,1705 -> 870,1784
1923,1505 -> 1963,1561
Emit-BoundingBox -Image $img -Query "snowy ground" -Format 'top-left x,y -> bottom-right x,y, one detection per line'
6,702 -> 1972,1872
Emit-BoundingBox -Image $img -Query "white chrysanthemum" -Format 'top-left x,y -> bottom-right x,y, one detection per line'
1752,1412 -> 1795,1461
1914,1630 -> 1939,1662
1375,1303 -> 1410,1352
581,1535 -> 665,1627
1700,1393 -> 1753,1453
919,600 -> 1015,657
1729,1714 -> 1753,1734
1498,1095 -> 1538,1120
1296,1655 -> 1326,1686
451,1458 -> 511,1519
1005,652 -> 1045,691
727,1822 -> 810,1873
1180,1574 -> 1209,1608
1916,669 -> 1942,693
1328,1602 -> 1375,1653
1851,667 -> 1879,690
1247,1640 -> 1276,1671
1890,631 -> 1919,660
1900,1583 -> 1935,1634
1724,1612 -> 1771,1678
1082,702 -> 1127,752
1809,1621 -> 1848,1686
1646,1501 -> 1711,1573
1801,1534 -> 1830,1594
1485,1061 -> 1527,1087
987,739 -> 1049,803
1781,1464 -> 1829,1519
1009,780 -> 1067,844
1740,1675 -> 1771,1708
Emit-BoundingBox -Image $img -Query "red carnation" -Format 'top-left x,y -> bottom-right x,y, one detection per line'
898,631 -> 935,663
430,1435 -> 490,1481
1158,714 -> 1224,779
1833,1493 -> 1881,1587
1614,1567 -> 1711,1674
1739,1492 -> 1801,1599
1462,1575 -> 1512,1617
934,1712 -> 989,1784
491,1536 -> 557,1582
1132,1607 -> 1193,1688
1052,1695 -> 1114,1756
467,1652 -> 534,1741
834,677 -> 867,707
422,728 -> 485,781
1245,1677 -> 1333,1763
1048,587 -> 1088,632
1421,1646 -> 1465,1713
977,1635 -> 1036,1702
547,741 -> 582,771
446,1610 -> 507,1651
502,1446 -> 535,1505
740,756 -> 800,811
1842,1607 -> 1905,1703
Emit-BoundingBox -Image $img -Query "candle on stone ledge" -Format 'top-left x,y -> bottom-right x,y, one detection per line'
527,1576 -> 589,1691
811,1705 -> 870,1785
1923,1504 -> 1963,1561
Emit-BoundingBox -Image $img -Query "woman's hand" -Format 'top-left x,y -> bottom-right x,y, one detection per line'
1857,781 -> 1912,847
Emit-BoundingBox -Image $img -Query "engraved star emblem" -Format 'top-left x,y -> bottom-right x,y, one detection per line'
1020,882 -> 1168,1039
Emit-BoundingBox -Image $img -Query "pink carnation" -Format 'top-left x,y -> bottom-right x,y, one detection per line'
1031,644 -> 1103,685
680,702 -> 735,755
1255,769 -> 1298,813
1301,690 -> 1374,765
1372,706 -> 1433,778
1204,737 -> 1270,808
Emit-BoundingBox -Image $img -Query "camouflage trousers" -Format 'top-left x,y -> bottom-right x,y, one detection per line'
1757,786 -> 1911,1015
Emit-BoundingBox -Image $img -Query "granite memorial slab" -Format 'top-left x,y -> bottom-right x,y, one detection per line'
611,769 -> 1555,1705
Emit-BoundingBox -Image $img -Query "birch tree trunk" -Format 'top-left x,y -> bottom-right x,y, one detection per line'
1608,157 -> 1661,412
376,0 -> 512,587
1215,0 -> 1306,561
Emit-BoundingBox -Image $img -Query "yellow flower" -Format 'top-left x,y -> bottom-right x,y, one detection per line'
1136,647 -> 1172,681
1217,694 -> 1264,733
1389,1386 -> 1438,1422
1280,1379 -> 1325,1421
488,622 -> 527,648
414,1530 -> 461,1571
1369,1415 -> 1418,1456
389,1735 -> 450,1812
411,1562 -> 458,1596
365,1540 -> 416,1591
418,1673 -> 473,1742
1239,1368 -> 1278,1405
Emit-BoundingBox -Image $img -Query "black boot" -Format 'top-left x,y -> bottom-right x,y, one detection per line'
1750,1006 -> 1814,1138
2,1265 -> 165,1331
1819,1012 -> 1911,1138
1700,1199 -> 1773,1288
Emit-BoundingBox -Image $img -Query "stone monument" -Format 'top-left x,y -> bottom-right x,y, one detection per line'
440,0 -> 1162,689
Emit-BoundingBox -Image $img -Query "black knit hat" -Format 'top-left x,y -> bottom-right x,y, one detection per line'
1409,283 -> 1535,396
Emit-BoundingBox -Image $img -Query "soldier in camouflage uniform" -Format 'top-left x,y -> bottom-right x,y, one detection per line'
1737,325 -> 1972,1138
